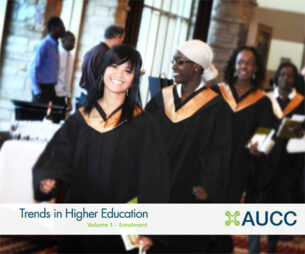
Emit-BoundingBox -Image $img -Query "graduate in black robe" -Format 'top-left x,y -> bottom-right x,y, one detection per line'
263,62 -> 305,253
146,40 -> 232,253
212,46 -> 277,254
212,46 -> 275,204
33,45 -> 169,253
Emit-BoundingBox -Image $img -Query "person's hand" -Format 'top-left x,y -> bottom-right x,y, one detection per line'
136,236 -> 153,252
66,98 -> 72,111
294,126 -> 304,139
193,186 -> 208,200
40,179 -> 56,194
249,142 -> 262,157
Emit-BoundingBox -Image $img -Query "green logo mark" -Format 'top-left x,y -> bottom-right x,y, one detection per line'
225,211 -> 240,226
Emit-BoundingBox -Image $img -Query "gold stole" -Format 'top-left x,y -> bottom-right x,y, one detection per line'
218,82 -> 265,112
266,91 -> 304,119
162,85 -> 218,123
79,105 -> 143,133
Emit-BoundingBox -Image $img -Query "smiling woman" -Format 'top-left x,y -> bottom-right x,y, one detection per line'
33,44 -> 170,253
212,46 -> 275,204
210,46 -> 277,254
146,39 -> 232,253
84,44 -> 143,125
103,61 -> 135,95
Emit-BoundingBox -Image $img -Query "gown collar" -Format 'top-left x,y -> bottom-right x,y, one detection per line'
266,88 -> 304,119
79,104 -> 142,133
162,85 -> 218,123
175,81 -> 206,98
217,82 -> 265,113
274,87 -> 296,100
94,102 -> 122,121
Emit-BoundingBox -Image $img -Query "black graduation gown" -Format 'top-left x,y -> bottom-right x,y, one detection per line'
212,83 -> 275,203
33,106 -> 170,253
146,85 -> 232,253
263,90 -> 305,203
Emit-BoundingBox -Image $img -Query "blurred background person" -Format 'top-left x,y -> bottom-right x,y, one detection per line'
295,66 -> 305,95
54,31 -> 76,112
28,16 -> 65,103
77,24 -> 125,108
264,62 -> 304,253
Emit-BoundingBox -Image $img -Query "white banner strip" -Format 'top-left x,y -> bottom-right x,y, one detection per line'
0,204 -> 304,235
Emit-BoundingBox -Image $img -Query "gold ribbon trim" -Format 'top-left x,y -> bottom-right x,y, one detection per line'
162,85 -> 218,123
79,105 -> 142,133
282,93 -> 304,117
266,91 -> 304,119
218,83 -> 265,112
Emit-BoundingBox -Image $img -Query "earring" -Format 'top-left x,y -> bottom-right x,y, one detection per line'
126,88 -> 129,96
252,73 -> 256,79
234,71 -> 238,77
195,69 -> 198,72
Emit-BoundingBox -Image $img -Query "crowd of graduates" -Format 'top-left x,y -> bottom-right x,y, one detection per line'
30,18 -> 304,254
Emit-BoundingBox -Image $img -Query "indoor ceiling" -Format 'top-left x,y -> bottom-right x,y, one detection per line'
257,0 -> 305,15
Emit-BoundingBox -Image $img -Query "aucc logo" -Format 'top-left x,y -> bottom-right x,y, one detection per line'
225,211 -> 297,226
225,211 -> 240,226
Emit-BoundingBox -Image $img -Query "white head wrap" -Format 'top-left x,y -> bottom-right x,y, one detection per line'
176,39 -> 218,81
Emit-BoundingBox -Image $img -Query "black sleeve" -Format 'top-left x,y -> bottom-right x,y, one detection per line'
137,113 -> 170,204
199,100 -> 232,202
32,117 -> 76,201
258,97 -> 276,128
253,97 -> 278,193
145,97 -> 158,113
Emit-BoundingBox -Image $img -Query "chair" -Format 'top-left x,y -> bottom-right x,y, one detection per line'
148,74 -> 173,98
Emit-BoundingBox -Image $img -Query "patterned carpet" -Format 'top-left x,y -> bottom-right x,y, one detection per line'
1,235 -> 304,253
232,235 -> 305,254
0,236 -> 57,254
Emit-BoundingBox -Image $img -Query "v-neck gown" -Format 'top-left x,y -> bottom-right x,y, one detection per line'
146,85 -> 232,253
212,84 -> 275,203
263,89 -> 305,203
33,105 -> 170,253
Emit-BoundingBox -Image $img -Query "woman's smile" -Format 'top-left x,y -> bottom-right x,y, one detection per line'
110,78 -> 123,86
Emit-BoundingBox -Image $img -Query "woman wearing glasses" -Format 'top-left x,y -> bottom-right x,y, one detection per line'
146,40 -> 232,253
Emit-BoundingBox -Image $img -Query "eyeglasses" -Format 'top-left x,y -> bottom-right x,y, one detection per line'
171,59 -> 194,65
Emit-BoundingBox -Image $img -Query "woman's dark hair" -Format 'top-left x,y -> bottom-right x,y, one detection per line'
273,62 -> 298,87
224,46 -> 265,88
85,44 -> 142,124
